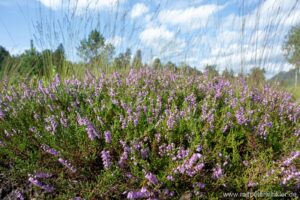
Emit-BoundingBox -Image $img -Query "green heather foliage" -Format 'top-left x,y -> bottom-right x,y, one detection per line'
0,68 -> 299,199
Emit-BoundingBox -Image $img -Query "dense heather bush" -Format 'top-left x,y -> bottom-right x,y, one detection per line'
0,69 -> 299,199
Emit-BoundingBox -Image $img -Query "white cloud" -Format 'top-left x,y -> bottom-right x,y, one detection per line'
140,26 -> 174,45
139,26 -> 186,59
130,3 -> 149,18
38,0 -> 125,12
158,4 -> 222,30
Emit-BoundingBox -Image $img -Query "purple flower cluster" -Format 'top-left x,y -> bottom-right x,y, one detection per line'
101,150 -> 112,169
174,153 -> 204,177
248,181 -> 258,188
282,151 -> 300,166
212,165 -> 223,179
145,172 -> 159,185
172,148 -> 190,161
0,109 -> 5,120
281,165 -> 300,185
119,141 -> 131,168
41,144 -> 59,156
77,114 -> 100,141
45,115 -> 58,135
33,172 -> 53,179
235,107 -> 248,125
58,158 -> 77,173
158,143 -> 175,156
1,69 -> 299,198
104,131 -> 112,144
127,187 -> 151,199
28,175 -> 55,193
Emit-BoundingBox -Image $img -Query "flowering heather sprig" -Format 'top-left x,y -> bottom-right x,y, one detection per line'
281,165 -> 300,185
15,190 -> 24,200
235,107 -> 248,125
60,111 -> 68,128
166,111 -> 177,130
77,114 -> 100,141
119,141 -> 131,168
58,158 -> 77,173
174,153 -> 204,177
172,148 -> 190,161
167,175 -> 174,181
45,115 -> 58,135
101,150 -> 112,169
0,109 -> 5,120
104,131 -> 112,144
28,176 -> 55,193
294,129 -> 300,136
193,182 -> 205,189
119,151 -> 129,168
127,187 -> 151,199
145,172 -> 159,185
196,145 -> 202,152
86,123 -> 100,141
282,151 -> 300,166
248,181 -> 258,188
256,114 -> 273,138
33,172 -> 53,179
41,144 -> 59,156
140,148 -> 149,159
155,133 -> 161,143
158,143 -> 175,156
212,165 -> 223,179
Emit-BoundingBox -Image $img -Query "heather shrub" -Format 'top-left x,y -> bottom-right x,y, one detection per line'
0,68 -> 299,199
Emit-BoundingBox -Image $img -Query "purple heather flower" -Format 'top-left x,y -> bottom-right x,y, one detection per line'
166,114 -> 176,130
33,172 -> 53,179
127,187 -> 151,199
0,109 -> 5,120
28,177 -> 55,193
155,133 -> 161,143
167,175 -> 174,181
58,158 -> 77,173
85,122 -> 100,141
248,181 -> 258,188
235,107 -> 248,125
145,172 -> 159,185
104,131 -> 112,144
242,160 -> 249,167
101,150 -> 112,169
193,182 -> 205,189
188,153 -> 202,167
212,165 -> 223,179
196,145 -> 202,152
41,144 -> 59,156
282,151 -> 300,166
140,148 -> 149,159
15,190 -> 24,200
45,115 -> 58,135
119,151 -> 129,168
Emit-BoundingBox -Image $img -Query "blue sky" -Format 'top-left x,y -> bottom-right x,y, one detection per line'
0,0 -> 300,77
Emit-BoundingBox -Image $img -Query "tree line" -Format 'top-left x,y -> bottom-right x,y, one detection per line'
0,25 -> 299,87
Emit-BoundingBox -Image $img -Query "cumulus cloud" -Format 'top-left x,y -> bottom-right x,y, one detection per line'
37,0 -> 125,12
140,26 -> 174,45
130,3 -> 149,18
139,26 -> 186,59
158,4 -> 222,30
